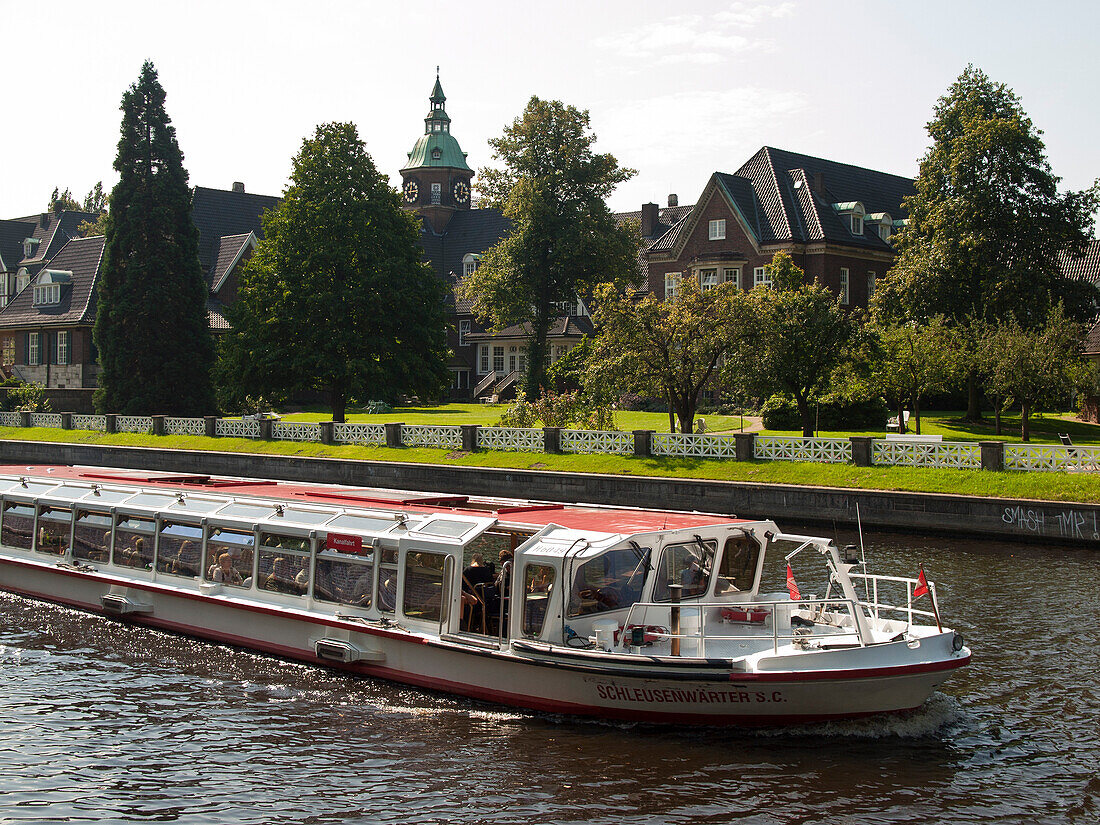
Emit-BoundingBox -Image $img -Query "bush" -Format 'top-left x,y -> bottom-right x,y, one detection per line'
497,390 -> 618,430
761,393 -> 889,431
4,382 -> 51,413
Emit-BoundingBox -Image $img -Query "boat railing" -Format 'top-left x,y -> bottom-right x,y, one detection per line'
619,597 -> 866,657
848,572 -> 939,630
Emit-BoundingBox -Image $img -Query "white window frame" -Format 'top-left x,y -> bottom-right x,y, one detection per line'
462,253 -> 478,277
28,332 -> 39,366
478,345 -> 490,375
708,219 -> 726,240
458,320 -> 470,348
699,268 -> 718,292
851,211 -> 863,236
839,268 -> 850,305
867,272 -> 877,299
56,331 -> 69,365
492,345 -> 505,374
753,266 -> 771,290
724,267 -> 742,290
664,272 -> 682,300
33,284 -> 60,306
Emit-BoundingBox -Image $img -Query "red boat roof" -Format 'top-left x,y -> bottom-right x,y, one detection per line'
0,465 -> 751,534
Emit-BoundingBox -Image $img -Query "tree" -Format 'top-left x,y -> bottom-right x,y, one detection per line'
48,187 -> 81,212
724,252 -> 853,437
78,182 -> 109,237
870,317 -> 962,434
875,66 -> 1099,419
462,97 -> 639,397
93,61 -> 215,415
977,304 -> 1084,441
221,122 -> 449,422
589,279 -> 750,433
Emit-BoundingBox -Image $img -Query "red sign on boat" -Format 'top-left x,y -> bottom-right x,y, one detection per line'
325,533 -> 363,554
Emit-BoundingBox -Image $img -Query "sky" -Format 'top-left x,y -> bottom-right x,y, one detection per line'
3,0 -> 1098,220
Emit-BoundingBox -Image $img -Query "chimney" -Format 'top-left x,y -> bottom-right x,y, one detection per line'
232,182 -> 245,193
40,213 -> 49,228
812,172 -> 825,195
641,202 -> 659,237
667,193 -> 678,207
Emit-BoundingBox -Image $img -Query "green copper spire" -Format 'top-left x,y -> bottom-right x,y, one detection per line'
430,67 -> 446,107
402,71 -> 470,172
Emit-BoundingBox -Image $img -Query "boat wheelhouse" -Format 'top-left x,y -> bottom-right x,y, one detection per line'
0,465 -> 970,725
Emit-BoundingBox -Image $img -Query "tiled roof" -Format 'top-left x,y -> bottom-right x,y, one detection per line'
191,186 -> 279,273
616,203 -> 695,284
1061,239 -> 1100,284
209,232 -> 255,292
0,235 -> 105,328
206,298 -> 231,331
0,219 -> 35,272
418,207 -> 510,313
466,315 -> 593,340
8,210 -> 98,268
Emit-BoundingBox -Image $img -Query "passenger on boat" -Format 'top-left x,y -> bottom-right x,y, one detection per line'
378,574 -> 398,612
681,558 -> 708,597
461,553 -> 494,631
212,552 -> 243,585
263,557 -> 303,594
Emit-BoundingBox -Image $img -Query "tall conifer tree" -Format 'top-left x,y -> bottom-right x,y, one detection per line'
94,61 -> 214,415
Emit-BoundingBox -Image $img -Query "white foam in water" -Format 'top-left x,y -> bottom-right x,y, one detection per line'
749,692 -> 970,740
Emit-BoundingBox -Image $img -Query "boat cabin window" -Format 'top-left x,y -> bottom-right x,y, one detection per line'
314,544 -> 374,608
327,513 -> 395,534
156,520 -> 202,577
114,515 -> 155,569
377,546 -> 399,614
205,528 -> 255,589
36,506 -> 72,555
403,551 -> 447,622
714,534 -> 761,594
653,539 -> 716,601
73,509 -> 112,562
522,563 -> 555,637
417,519 -> 476,538
2,501 -> 36,550
567,546 -> 648,617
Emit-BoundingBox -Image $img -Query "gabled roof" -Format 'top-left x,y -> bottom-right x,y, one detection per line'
466,315 -> 593,341
0,235 -> 105,328
191,186 -> 279,274
615,202 -> 695,283
1061,239 -> 1100,285
417,207 -> 511,312
210,232 -> 256,293
207,298 -> 231,332
7,210 -> 98,268
0,219 -> 35,273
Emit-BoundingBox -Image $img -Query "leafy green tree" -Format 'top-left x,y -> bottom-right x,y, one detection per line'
463,97 -> 640,397
48,187 -> 81,211
725,252 -> 853,437
94,61 -> 215,415
222,122 -> 449,422
870,317 -> 962,434
83,181 -> 107,213
589,279 -> 750,433
977,304 -> 1084,441
875,66 -> 1099,419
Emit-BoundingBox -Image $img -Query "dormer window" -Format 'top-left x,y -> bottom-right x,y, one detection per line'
432,147 -> 442,161
23,237 -> 40,258
831,202 -> 865,237
32,269 -> 70,306
462,253 -> 480,277
16,268 -> 30,294
864,212 -> 893,243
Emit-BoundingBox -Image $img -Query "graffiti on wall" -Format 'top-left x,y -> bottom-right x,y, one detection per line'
1002,506 -> 1100,541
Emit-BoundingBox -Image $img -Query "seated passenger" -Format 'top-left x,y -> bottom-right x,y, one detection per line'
263,557 -> 303,594
212,552 -> 243,585
681,559 -> 707,597
378,574 -> 397,611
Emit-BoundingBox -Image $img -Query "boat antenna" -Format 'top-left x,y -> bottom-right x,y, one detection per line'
856,503 -> 869,602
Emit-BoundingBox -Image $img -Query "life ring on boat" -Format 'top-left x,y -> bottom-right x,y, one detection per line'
618,624 -> 670,645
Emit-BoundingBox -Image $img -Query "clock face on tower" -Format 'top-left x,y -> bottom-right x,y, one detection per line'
403,180 -> 419,203
453,180 -> 470,204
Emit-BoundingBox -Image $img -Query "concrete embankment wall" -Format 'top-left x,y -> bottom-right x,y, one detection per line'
1,440 -> 1097,548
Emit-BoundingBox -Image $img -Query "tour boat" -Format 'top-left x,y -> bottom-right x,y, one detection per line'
0,464 -> 970,725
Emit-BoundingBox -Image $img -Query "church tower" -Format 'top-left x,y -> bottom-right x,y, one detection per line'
400,70 -> 474,233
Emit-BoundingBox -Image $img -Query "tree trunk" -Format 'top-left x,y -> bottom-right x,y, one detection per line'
666,388 -> 676,433
330,386 -> 346,424
1021,399 -> 1030,442
796,394 -> 813,438
522,316 -> 551,400
674,388 -> 696,435
966,372 -> 983,422
913,394 -> 921,435
994,396 -> 1002,435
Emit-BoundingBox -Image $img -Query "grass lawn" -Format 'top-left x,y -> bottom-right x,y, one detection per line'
4,425 -> 1100,503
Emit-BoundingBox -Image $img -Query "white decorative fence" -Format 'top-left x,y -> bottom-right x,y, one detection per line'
333,423 -> 386,446
653,433 -> 739,459
116,415 -> 154,434
271,422 -> 322,442
754,436 -> 852,464
0,412 -> 21,427
72,414 -> 106,431
477,427 -> 544,453
215,419 -> 261,438
1005,444 -> 1100,472
873,439 -> 981,470
29,413 -> 63,428
561,429 -> 634,456
403,424 -> 463,449
165,417 -> 207,436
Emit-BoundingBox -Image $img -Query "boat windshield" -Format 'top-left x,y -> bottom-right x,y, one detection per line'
652,538 -> 716,601
567,545 -> 648,617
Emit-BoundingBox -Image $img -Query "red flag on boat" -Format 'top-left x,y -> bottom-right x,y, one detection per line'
913,566 -> 930,600
786,564 -> 801,601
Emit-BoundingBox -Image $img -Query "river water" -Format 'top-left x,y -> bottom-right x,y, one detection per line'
1,528 -> 1097,825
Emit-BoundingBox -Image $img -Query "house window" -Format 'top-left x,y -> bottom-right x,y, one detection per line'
431,148 -> 442,160
753,267 -> 771,289
2,337 -> 14,367
431,182 -> 441,204
56,331 -> 69,365
28,332 -> 39,365
839,268 -> 850,305
458,320 -> 470,347
867,272 -> 877,299
708,219 -> 726,240
699,268 -> 718,291
552,299 -> 577,316
462,253 -> 478,277
23,238 -> 39,258
33,284 -> 60,306
664,272 -> 682,300
479,345 -> 490,374
724,267 -> 741,290
851,211 -> 864,236
16,269 -> 30,294
492,346 -> 505,374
